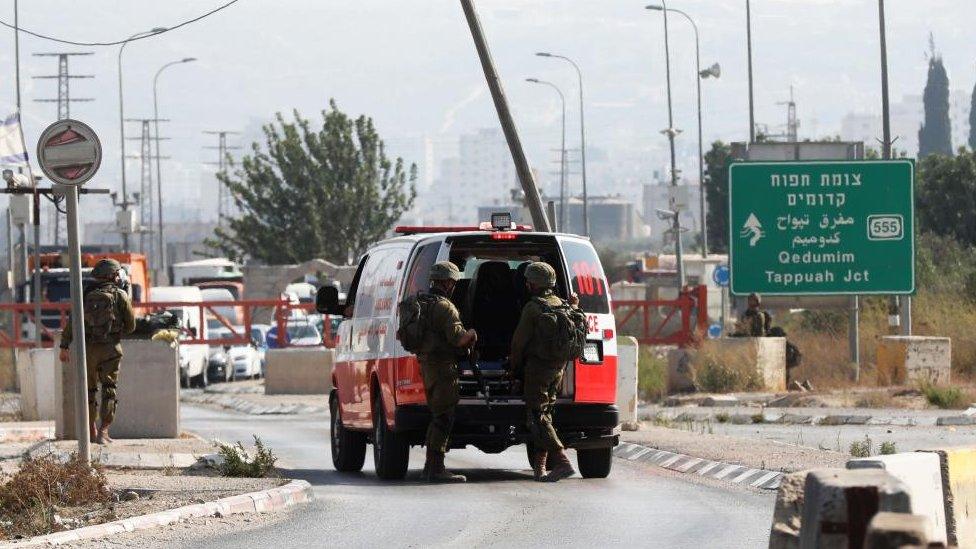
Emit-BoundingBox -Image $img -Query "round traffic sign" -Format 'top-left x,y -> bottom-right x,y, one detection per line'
707,324 -> 723,339
35,119 -> 101,186
712,264 -> 730,287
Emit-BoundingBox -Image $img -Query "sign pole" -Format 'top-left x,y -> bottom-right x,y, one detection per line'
849,296 -> 860,379
64,183 -> 90,463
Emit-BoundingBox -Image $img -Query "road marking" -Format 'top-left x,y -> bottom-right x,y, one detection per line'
613,441 -> 784,490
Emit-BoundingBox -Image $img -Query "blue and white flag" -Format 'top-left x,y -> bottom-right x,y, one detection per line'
0,113 -> 29,166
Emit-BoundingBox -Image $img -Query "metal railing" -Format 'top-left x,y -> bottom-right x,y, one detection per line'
612,285 -> 708,347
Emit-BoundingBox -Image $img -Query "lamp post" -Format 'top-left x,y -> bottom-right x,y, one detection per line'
746,0 -> 756,143
153,57 -> 196,282
536,52 -> 588,236
647,4 -> 719,257
526,78 -> 567,231
117,27 -> 166,252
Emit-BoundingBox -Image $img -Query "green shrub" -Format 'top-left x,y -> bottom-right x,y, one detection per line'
849,436 -> 872,458
879,441 -> 897,455
715,412 -> 730,424
215,436 -> 277,478
921,383 -> 967,409
692,346 -> 761,393
637,348 -> 667,402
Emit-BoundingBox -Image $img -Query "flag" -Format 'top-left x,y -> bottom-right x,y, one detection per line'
0,113 -> 29,166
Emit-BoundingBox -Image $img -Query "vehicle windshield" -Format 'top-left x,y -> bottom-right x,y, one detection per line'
287,323 -> 319,340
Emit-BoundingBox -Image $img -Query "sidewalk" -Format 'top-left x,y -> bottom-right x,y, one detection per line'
0,420 -> 54,443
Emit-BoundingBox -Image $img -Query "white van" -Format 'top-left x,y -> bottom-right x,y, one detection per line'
152,286 -> 210,388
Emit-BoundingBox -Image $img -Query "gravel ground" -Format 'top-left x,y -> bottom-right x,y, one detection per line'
45,437 -> 217,456
623,423 -> 848,472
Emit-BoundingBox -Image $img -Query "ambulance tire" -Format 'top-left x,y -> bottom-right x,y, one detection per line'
372,396 -> 409,480
330,391 -> 366,473
577,447 -> 613,478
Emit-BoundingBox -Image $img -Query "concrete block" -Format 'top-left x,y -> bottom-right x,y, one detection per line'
768,470 -> 809,549
56,340 -> 180,439
690,337 -> 786,392
0,349 -> 16,391
863,512 -> 929,549
919,447 -> 976,548
847,452 -> 948,545
615,337 -> 639,430
16,349 -> 58,421
876,336 -> 951,386
798,468 -> 911,549
701,395 -> 739,407
264,348 -> 334,395
666,348 -> 695,394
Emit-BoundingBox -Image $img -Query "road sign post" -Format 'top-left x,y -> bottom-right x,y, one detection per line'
36,119 -> 102,464
728,160 -> 915,296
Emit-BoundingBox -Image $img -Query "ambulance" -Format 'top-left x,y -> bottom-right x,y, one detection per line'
317,214 -> 619,480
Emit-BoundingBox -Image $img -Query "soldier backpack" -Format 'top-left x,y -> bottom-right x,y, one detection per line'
84,286 -> 120,343
533,298 -> 588,363
396,294 -> 440,353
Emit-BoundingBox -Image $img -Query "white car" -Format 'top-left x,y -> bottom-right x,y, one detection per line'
209,326 -> 263,381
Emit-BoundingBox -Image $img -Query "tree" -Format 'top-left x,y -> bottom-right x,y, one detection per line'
915,149 -> 976,246
208,100 -> 416,265
918,37 -> 952,158
703,141 -> 732,253
969,78 -> 976,150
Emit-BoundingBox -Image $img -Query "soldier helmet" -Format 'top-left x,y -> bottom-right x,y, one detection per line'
524,262 -> 556,288
748,292 -> 761,305
92,258 -> 122,279
429,261 -> 461,281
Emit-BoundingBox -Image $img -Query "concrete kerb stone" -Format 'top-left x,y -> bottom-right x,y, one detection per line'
26,441 -> 210,470
612,441 -> 784,490
0,422 -> 54,443
918,446 -> 976,548
7,479 -> 314,547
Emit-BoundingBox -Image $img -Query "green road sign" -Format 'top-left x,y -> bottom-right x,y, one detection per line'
728,160 -> 915,296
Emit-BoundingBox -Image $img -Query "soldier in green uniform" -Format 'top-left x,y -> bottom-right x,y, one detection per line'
59,258 -> 136,444
733,292 -> 771,337
417,261 -> 477,483
510,262 -> 580,482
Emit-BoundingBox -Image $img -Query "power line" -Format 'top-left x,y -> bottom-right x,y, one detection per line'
0,0 -> 242,47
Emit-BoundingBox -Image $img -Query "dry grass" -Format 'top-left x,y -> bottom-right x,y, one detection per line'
690,343 -> 762,393
637,347 -> 668,402
0,454 -> 112,539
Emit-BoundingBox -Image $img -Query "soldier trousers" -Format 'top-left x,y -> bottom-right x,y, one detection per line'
420,361 -> 459,454
524,364 -> 565,452
86,343 -> 122,425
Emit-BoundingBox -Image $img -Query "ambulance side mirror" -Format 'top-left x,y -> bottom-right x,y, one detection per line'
316,286 -> 343,315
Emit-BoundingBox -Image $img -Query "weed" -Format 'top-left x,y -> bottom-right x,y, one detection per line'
691,345 -> 762,393
849,436 -> 873,458
215,435 -> 277,478
879,441 -> 897,455
751,413 -> 765,424
648,414 -> 673,428
637,348 -> 668,402
921,383 -> 968,410
715,412 -> 731,424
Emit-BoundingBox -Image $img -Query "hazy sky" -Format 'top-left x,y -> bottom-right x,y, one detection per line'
0,0 -> 973,221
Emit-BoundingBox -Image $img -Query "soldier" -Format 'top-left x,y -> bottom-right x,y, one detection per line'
733,292 -> 771,337
417,261 -> 477,483
58,258 -> 136,444
510,262 -> 579,482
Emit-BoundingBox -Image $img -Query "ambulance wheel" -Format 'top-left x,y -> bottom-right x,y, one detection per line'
330,391 -> 366,472
193,363 -> 208,389
372,396 -> 409,480
577,447 -> 613,479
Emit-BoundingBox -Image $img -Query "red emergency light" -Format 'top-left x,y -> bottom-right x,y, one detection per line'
491,232 -> 518,241
394,224 -> 534,235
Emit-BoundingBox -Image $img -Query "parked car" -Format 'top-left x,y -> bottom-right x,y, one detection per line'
151,286 -> 209,388
208,326 -> 263,381
265,320 -> 322,348
250,324 -> 271,373
207,327 -> 236,382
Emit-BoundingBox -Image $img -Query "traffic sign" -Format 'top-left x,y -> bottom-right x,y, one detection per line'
712,265 -> 730,287
35,119 -> 101,186
728,160 -> 914,296
707,324 -> 723,339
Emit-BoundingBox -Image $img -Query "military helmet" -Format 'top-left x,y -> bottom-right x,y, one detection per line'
92,258 -> 121,279
748,292 -> 761,305
524,262 -> 556,288
429,261 -> 461,281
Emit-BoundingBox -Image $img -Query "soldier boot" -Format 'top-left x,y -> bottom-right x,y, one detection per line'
424,448 -> 466,483
531,449 -> 548,481
541,449 -> 575,482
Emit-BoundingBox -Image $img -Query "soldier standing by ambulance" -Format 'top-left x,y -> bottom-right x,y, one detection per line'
417,261 -> 478,483
59,259 -> 136,444
510,262 -> 582,483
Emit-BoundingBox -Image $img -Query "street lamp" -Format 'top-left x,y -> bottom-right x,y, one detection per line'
117,27 -> 166,252
526,78 -> 567,232
535,52 -> 589,236
646,4 -> 720,257
655,208 -> 685,287
153,57 -> 196,282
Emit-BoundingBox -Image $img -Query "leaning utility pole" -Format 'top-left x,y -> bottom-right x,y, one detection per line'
203,131 -> 241,226
32,52 -> 94,246
460,0 -> 551,232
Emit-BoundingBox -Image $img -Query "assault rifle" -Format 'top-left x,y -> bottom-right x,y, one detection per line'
468,348 -> 491,408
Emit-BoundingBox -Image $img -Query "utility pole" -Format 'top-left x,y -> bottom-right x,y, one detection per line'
32,52 -> 94,246
126,118 -> 168,261
203,131 -> 241,226
746,0 -> 756,143
776,86 -> 799,143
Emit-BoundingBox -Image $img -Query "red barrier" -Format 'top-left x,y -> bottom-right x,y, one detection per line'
0,299 -> 336,350
612,285 -> 707,347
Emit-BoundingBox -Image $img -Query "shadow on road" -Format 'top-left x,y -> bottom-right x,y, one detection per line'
278,466 -> 533,487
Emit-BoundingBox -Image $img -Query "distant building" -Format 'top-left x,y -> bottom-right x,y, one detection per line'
840,91 -> 971,156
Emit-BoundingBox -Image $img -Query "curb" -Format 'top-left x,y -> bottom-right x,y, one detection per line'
645,409 -> 967,428
613,441 -> 783,491
180,391 -> 327,416
28,441 -> 211,469
0,424 -> 54,444
5,479 -> 314,547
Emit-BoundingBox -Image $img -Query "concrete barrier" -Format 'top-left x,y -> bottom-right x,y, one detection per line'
16,349 -> 58,421
616,337 -> 638,430
768,470 -> 809,549
798,468 -> 911,549
847,453 -> 948,545
669,337 -> 786,393
56,340 -> 180,439
876,335 -> 951,386
863,512 -> 929,548
920,447 -> 976,548
264,348 -> 333,395
666,348 -> 695,394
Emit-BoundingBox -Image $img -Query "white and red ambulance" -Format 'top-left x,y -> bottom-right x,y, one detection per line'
316,215 -> 619,480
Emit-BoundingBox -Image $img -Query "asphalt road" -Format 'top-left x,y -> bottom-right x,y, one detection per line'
182,405 -> 774,548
